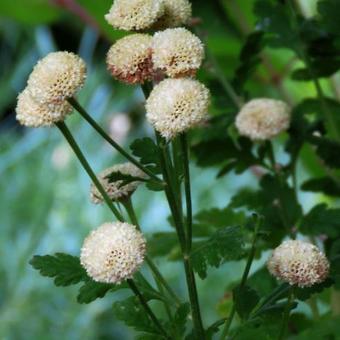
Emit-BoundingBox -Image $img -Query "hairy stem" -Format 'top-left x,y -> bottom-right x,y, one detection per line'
127,279 -> 171,339
68,97 -> 162,182
56,121 -> 124,221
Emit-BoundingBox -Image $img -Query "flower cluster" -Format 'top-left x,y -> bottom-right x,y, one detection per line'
235,98 -> 291,141
267,240 -> 329,288
90,162 -> 147,203
80,222 -> 146,283
16,52 -> 86,127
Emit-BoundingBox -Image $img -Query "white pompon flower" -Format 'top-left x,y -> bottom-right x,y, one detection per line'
90,163 -> 147,204
27,51 -> 86,105
267,240 -> 329,288
80,222 -> 146,284
146,78 -> 210,140
106,34 -> 153,84
154,0 -> 192,28
152,28 -> 204,77
235,98 -> 291,141
105,0 -> 164,31
16,88 -> 72,127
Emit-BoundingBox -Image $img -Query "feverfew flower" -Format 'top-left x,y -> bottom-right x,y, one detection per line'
16,88 -> 72,127
154,0 -> 192,28
146,78 -> 210,139
235,98 -> 291,141
80,222 -> 146,283
106,34 -> 153,84
90,163 -> 147,204
152,28 -> 204,77
27,52 -> 86,105
105,0 -> 164,31
267,240 -> 329,288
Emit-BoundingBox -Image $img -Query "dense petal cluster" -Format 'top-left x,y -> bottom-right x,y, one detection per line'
152,28 -> 204,77
105,0 -> 164,31
267,240 -> 329,288
90,163 -> 146,204
154,0 -> 192,29
146,78 -> 210,139
27,52 -> 86,104
106,34 -> 153,84
235,98 -> 291,141
80,222 -> 146,283
16,88 -> 72,127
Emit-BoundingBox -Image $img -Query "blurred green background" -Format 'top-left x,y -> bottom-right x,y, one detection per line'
0,0 -> 338,339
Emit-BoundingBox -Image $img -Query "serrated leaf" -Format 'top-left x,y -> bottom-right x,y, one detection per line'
77,281 -> 123,304
318,0 -> 340,35
233,285 -> 260,320
130,138 -> 161,173
172,303 -> 190,337
29,253 -> 87,286
112,296 -> 164,337
301,176 -> 340,197
300,203 -> 340,238
309,136 -> 340,169
292,58 -> 340,80
106,171 -> 147,187
191,226 -> 245,279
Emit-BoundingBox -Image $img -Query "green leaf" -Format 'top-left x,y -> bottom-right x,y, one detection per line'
112,296 -> 164,337
233,285 -> 260,320
130,138 -> 161,174
106,171 -> 147,186
301,176 -> 340,197
29,253 -> 87,286
300,203 -> 340,238
318,0 -> 340,35
147,232 -> 179,259
77,281 -> 120,304
171,303 -> 190,337
292,58 -> 340,80
191,226 -> 245,279
295,278 -> 334,301
309,136 -> 340,169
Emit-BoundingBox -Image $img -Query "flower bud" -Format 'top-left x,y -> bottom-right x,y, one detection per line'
235,98 -> 291,141
146,78 -> 210,139
27,52 -> 86,105
105,0 -> 164,31
267,240 -> 329,288
16,88 -> 72,127
80,222 -> 146,283
152,28 -> 204,77
90,163 -> 146,204
106,34 -> 153,84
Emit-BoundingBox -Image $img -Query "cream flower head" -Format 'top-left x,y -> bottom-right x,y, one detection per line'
106,34 -> 153,84
27,52 -> 86,105
152,28 -> 204,77
267,240 -> 329,288
146,78 -> 210,139
105,0 -> 164,31
16,88 -> 72,127
154,0 -> 192,28
80,222 -> 146,284
235,98 -> 291,141
90,163 -> 147,204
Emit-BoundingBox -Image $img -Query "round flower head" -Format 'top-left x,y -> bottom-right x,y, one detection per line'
90,163 -> 147,204
16,88 -> 72,127
146,78 -> 210,139
235,98 -> 291,141
267,240 -> 329,288
153,0 -> 192,29
106,34 -> 153,84
80,222 -> 146,283
27,51 -> 86,105
152,28 -> 204,77
105,0 -> 164,31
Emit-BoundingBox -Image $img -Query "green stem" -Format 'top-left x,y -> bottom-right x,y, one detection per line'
127,279 -> 170,339
219,219 -> 260,339
180,134 -> 193,252
278,287 -> 295,340
56,122 -> 124,221
67,97 -> 162,182
122,198 -> 181,306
